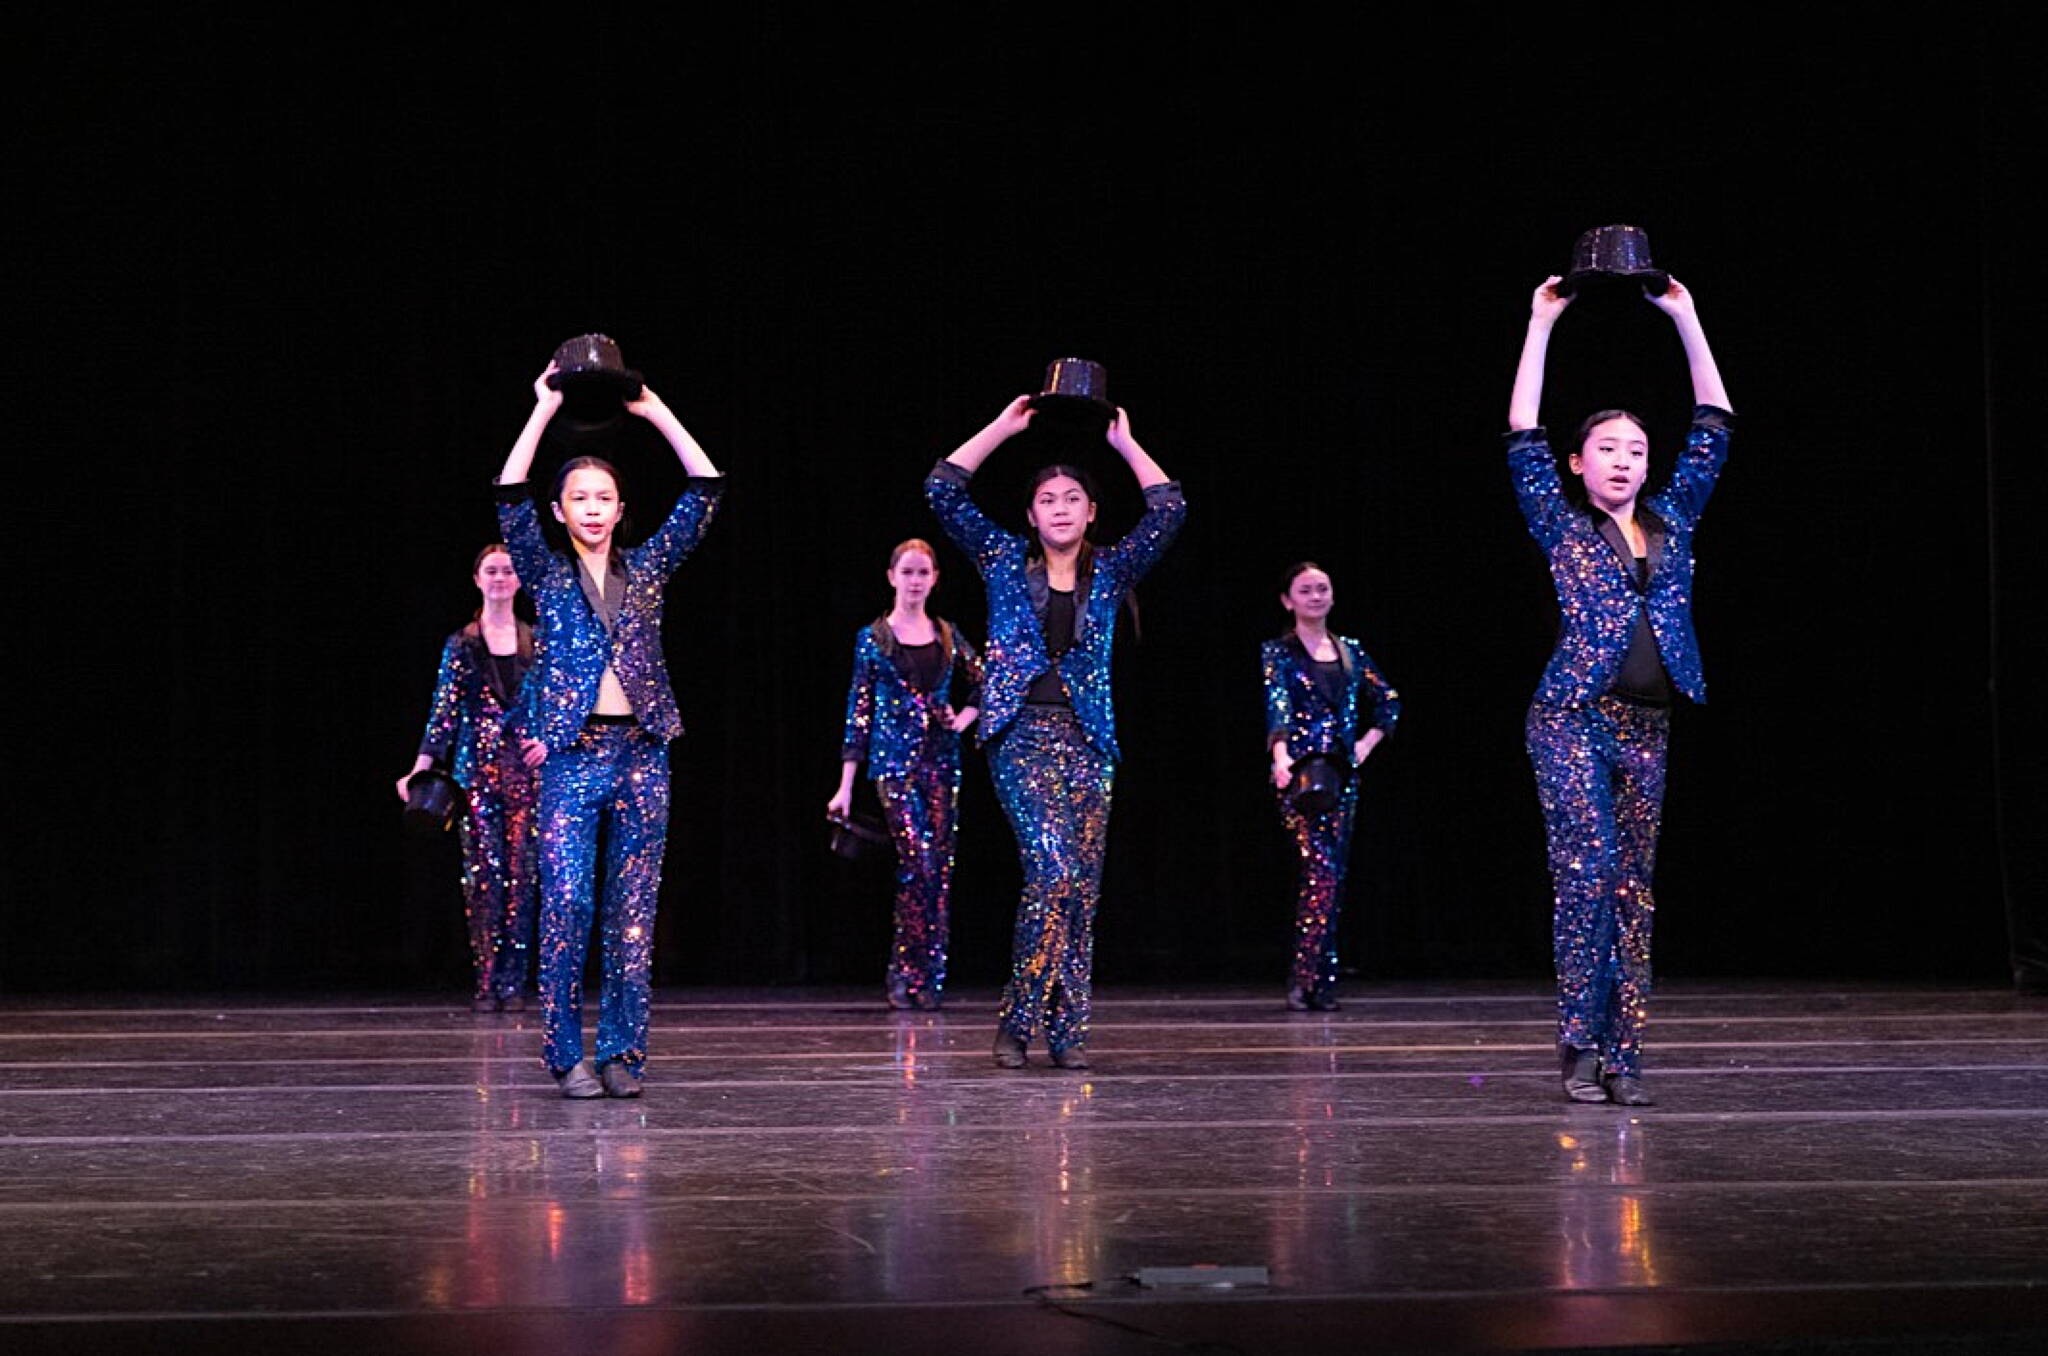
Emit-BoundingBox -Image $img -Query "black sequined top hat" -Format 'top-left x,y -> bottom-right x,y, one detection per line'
1287,753 -> 1347,817
545,333 -> 645,432
1558,225 -> 1671,298
827,811 -> 891,860
1028,357 -> 1115,422
402,768 -> 467,837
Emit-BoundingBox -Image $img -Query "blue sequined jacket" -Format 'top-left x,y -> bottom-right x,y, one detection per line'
838,617 -> 984,781
1508,405 -> 1732,707
418,621 -> 534,789
925,460 -> 1187,761
1261,632 -> 1401,765
494,477 -> 725,751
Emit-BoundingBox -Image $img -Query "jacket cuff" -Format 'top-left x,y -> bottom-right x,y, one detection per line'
494,479 -> 531,504
687,475 -> 727,494
1504,427 -> 1549,454
1692,405 -> 1736,431
1143,480 -> 1185,508
929,460 -> 973,487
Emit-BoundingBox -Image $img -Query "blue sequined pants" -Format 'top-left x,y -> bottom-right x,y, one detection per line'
458,759 -> 538,1003
535,722 -> 669,1077
989,707 -> 1114,1056
1527,696 -> 1670,1079
875,746 -> 961,1005
1276,773 -> 1359,1001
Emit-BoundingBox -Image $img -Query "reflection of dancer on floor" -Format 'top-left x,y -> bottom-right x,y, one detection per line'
1507,274 -> 1734,1106
1262,562 -> 1400,1013
494,361 -> 724,1099
926,397 -> 1186,1070
397,545 -> 538,1013
827,539 -> 982,1011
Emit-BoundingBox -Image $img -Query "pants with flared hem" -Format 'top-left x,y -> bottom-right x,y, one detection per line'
989,707 -> 1114,1056
535,723 -> 669,1077
1276,773 -> 1359,1000
875,748 -> 960,1003
458,760 -> 539,1003
1528,695 -> 1669,1079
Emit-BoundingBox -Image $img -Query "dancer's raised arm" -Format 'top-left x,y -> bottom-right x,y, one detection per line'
627,385 -> 721,478
945,396 -> 1037,474
497,364 -> 564,486
1647,279 -> 1732,413
1106,407 -> 1169,489
1507,276 -> 1573,432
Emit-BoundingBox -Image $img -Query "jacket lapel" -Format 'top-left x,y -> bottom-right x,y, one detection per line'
469,624 -> 529,710
576,554 -> 626,636
872,618 -> 920,687
1592,511 -> 1662,593
1024,558 -> 1085,649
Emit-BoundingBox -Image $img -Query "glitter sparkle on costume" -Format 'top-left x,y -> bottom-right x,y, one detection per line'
1510,406 -> 1732,1078
418,623 -> 538,1004
840,618 -> 982,1006
496,474 -> 724,1077
1261,632 -> 1400,1004
988,706 -> 1114,1054
533,722 -> 668,1076
926,458 -> 1186,1057
1528,696 -> 1667,1075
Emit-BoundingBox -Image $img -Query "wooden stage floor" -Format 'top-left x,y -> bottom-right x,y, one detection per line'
3,982 -> 2046,1354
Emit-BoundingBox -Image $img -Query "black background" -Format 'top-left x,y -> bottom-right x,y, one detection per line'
11,9 -> 2041,994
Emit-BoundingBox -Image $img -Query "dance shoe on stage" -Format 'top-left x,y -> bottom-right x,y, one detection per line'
1603,1074 -> 1655,1106
598,1062 -> 643,1098
555,1060 -> 603,1099
992,1032 -> 1027,1068
1562,1046 -> 1608,1102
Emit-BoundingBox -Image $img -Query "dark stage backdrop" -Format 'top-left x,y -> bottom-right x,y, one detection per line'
11,12 -> 2036,993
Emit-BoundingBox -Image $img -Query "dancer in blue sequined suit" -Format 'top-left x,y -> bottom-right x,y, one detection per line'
927,396 -> 1186,1070
1263,563 -> 1401,1012
828,539 -> 983,1010
1507,275 -> 1734,1106
495,360 -> 724,1099
397,545 -> 538,1012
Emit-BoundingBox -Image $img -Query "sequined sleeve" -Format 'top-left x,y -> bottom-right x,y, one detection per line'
494,482 -> 552,590
1505,428 -> 1570,550
839,630 -> 877,767
1659,406 -> 1733,525
634,476 -> 727,579
925,461 -> 1019,569
1353,644 -> 1402,735
417,634 -> 469,763
951,631 -> 984,712
1101,481 -> 1187,589
1261,640 -> 1295,750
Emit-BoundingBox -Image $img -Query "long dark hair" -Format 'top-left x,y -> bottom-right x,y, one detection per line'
550,454 -> 622,502
1025,463 -> 1142,638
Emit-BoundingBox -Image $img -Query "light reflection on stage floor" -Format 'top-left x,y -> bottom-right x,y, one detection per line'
2,983 -> 2046,1353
